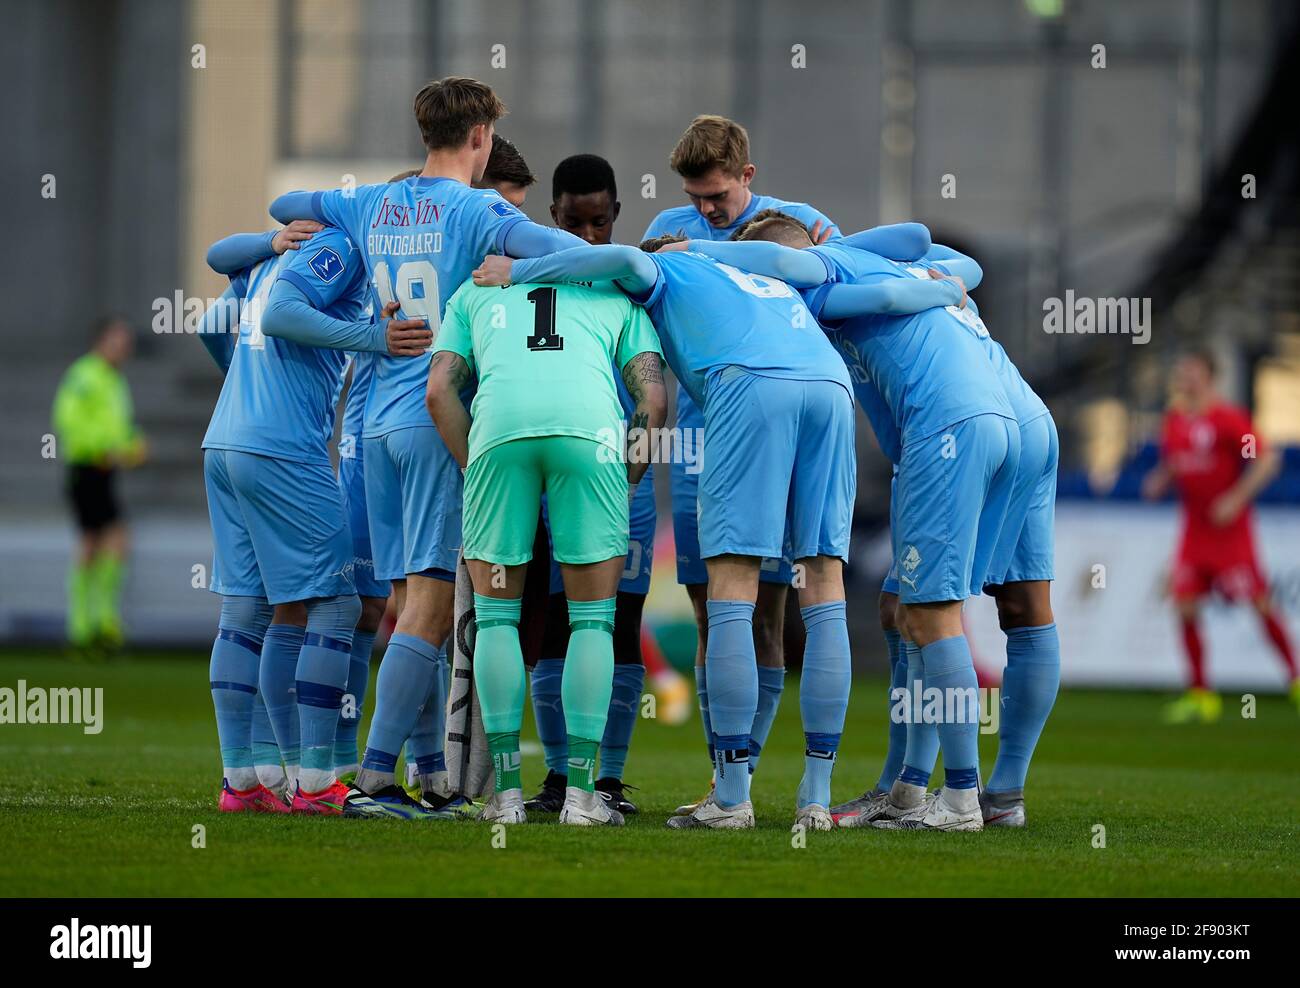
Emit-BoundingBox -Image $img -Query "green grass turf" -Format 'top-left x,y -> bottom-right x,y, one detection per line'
0,650 -> 1296,897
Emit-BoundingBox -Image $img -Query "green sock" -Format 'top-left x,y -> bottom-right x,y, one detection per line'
471,594 -> 525,790
567,736 -> 600,792
89,552 -> 124,638
66,562 -> 94,646
561,597 -> 616,793
488,731 -> 522,792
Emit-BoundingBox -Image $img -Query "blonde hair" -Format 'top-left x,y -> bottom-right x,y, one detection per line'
669,115 -> 750,179
733,208 -> 814,247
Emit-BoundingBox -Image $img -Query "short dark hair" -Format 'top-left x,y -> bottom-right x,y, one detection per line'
413,76 -> 506,151
1181,347 -> 1218,377
639,233 -> 687,253
483,134 -> 536,188
552,153 -> 617,202
91,315 -> 128,343
733,208 -> 814,247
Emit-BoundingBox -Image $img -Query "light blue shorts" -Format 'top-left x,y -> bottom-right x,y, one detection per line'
698,368 -> 856,566
670,386 -> 792,585
364,425 -> 463,582
892,414 -> 1020,603
204,448 -> 355,605
339,441 -> 390,599
984,413 -> 1058,589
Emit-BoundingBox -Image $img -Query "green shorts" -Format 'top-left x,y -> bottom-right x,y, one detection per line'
463,435 -> 628,567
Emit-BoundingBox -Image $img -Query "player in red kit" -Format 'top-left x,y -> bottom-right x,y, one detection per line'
1142,350 -> 1299,722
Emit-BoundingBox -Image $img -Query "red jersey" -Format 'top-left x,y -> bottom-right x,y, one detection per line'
1160,400 -> 1260,545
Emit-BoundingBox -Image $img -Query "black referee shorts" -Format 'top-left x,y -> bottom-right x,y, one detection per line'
66,464 -> 122,533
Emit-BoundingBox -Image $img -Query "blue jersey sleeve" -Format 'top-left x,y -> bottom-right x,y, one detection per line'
207,231 -> 278,277
262,279 -> 388,352
510,244 -> 658,298
196,283 -> 242,373
925,244 -> 983,291
269,190 -> 321,225
840,223 -> 931,261
271,188 -> 373,244
682,240 -> 831,287
810,278 -> 963,323
502,221 -> 588,257
276,228 -> 367,311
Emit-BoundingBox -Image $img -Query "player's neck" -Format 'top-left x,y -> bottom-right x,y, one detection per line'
419,150 -> 476,186
1183,391 -> 1215,414
736,187 -> 753,221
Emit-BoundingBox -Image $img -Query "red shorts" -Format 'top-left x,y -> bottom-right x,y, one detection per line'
1171,533 -> 1267,601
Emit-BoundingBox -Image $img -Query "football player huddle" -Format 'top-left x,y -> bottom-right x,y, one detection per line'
198,76 -> 1060,834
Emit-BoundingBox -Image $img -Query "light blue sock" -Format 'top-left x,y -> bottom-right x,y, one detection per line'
530,657 -> 568,773
334,628 -> 375,773
706,600 -> 757,807
749,666 -> 785,774
988,623 -> 1060,793
406,643 -> 450,781
250,693 -> 281,772
922,635 -> 980,789
899,640 -> 939,788
296,595 -> 360,792
209,596 -> 271,791
259,623 -> 305,774
361,632 -> 443,781
876,628 -> 908,791
796,601 -> 851,808
599,663 -> 644,781
695,663 -> 715,764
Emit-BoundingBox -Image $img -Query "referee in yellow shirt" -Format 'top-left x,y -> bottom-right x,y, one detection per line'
51,317 -> 146,652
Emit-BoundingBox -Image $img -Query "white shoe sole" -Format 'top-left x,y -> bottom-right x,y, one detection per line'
559,808 -> 623,827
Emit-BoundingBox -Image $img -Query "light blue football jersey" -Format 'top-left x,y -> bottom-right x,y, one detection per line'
642,193 -> 838,245
820,323 -> 904,462
960,297 -> 1048,427
644,193 -> 839,431
806,243 -> 1015,455
639,251 -> 851,409
309,176 -> 530,438
202,227 -> 369,464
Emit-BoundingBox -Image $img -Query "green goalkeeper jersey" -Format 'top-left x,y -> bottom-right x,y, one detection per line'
434,279 -> 662,464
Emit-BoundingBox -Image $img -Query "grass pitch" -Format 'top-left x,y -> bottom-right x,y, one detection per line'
0,650 -> 1296,897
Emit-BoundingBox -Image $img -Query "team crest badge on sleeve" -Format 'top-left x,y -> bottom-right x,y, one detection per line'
307,246 -> 345,283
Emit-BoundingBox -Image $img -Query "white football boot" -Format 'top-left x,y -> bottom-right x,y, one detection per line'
558,787 -> 625,827
674,777 -> 715,816
980,789 -> 1026,828
793,803 -> 834,832
890,786 -> 982,832
477,789 -> 527,825
833,788 -> 892,828
666,798 -> 755,830
869,779 -> 933,828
